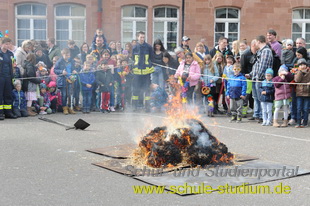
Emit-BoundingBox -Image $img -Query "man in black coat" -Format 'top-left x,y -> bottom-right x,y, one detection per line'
209,36 -> 233,58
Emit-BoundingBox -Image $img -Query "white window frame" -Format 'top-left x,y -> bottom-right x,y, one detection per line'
214,7 -> 240,45
54,4 -> 86,48
292,8 -> 310,48
121,6 -> 148,45
153,7 -> 179,51
15,3 -> 47,46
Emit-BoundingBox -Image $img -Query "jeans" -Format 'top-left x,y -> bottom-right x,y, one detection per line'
296,96 -> 310,125
74,80 -> 80,106
290,90 -> 297,120
60,83 -> 72,107
82,90 -> 92,110
252,81 -> 262,118
261,102 -> 273,124
151,66 -> 165,89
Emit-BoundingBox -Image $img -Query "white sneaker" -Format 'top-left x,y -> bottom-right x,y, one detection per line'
39,111 -> 47,115
247,108 -> 253,114
288,119 -> 296,125
110,106 -> 115,112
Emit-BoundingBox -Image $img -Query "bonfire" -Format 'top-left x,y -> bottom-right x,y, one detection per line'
131,80 -> 234,168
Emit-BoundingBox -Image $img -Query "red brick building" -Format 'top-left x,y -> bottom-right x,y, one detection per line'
0,0 -> 309,50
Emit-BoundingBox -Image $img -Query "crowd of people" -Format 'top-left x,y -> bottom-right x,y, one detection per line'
0,28 -> 309,128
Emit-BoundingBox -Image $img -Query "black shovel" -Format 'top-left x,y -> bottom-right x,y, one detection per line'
39,117 -> 90,130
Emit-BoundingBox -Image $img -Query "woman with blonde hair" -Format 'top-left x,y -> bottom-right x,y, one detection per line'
193,42 -> 206,70
15,40 -> 34,76
202,54 -> 220,116
192,42 -> 206,108
232,40 -> 240,61
212,52 -> 226,114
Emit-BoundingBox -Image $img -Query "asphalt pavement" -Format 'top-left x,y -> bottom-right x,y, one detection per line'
0,111 -> 309,206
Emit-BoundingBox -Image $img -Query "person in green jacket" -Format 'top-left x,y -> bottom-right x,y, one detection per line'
47,38 -> 61,62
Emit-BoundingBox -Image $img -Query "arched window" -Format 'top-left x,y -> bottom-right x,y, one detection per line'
153,7 -> 179,51
15,3 -> 47,46
292,8 -> 310,48
122,6 -> 147,45
55,4 -> 86,49
214,8 -> 240,45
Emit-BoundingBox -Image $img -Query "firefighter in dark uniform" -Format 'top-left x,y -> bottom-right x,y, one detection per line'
0,37 -> 17,120
132,31 -> 154,112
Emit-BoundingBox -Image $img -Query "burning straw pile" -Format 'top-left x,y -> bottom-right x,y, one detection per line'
131,119 -> 234,168
131,83 -> 234,168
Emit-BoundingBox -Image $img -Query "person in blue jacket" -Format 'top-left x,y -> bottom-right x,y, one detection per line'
259,68 -> 275,126
79,62 -> 95,114
12,79 -> 28,117
226,63 -> 247,122
54,48 -> 76,115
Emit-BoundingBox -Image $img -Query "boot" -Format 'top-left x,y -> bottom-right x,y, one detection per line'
0,113 -> 4,120
27,107 -> 37,116
273,119 -> 280,127
63,106 -> 69,115
68,107 -> 76,114
236,116 -> 242,123
281,120 -> 288,127
74,106 -> 81,111
230,115 -> 237,123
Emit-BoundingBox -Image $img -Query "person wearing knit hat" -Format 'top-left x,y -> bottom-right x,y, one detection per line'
39,83 -> 47,90
260,68 -> 275,126
47,81 -> 61,113
297,58 -> 307,66
265,68 -> 274,76
35,82 -> 52,115
294,56 -> 310,128
281,39 -> 295,66
272,64 -> 294,127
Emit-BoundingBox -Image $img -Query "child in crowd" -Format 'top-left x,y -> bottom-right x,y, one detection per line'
241,78 -> 253,118
260,68 -> 275,126
223,55 -> 235,115
281,39 -> 295,66
96,61 -> 113,113
37,67 -> 51,85
202,54 -> 219,117
226,64 -> 247,123
54,48 -> 76,115
79,62 -> 95,113
12,58 -> 21,81
294,60 -> 310,128
67,40 -> 80,59
150,83 -> 168,113
272,65 -> 294,127
47,81 -> 62,113
114,58 -> 130,110
73,57 -> 82,111
12,80 -> 28,117
34,83 -> 52,115
23,53 -> 41,116
49,56 -> 59,82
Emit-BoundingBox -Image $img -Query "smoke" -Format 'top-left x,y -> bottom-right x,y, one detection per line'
189,120 -> 212,148
197,132 -> 212,148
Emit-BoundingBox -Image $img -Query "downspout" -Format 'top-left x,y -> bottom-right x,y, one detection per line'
181,0 -> 185,37
97,0 -> 103,28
